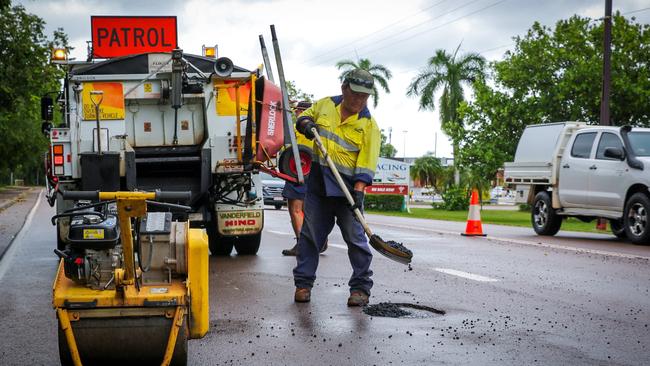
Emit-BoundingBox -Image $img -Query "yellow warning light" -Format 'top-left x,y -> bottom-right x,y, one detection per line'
52,48 -> 67,62
202,45 -> 217,58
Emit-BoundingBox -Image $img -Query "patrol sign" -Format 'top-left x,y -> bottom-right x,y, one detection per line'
91,16 -> 178,58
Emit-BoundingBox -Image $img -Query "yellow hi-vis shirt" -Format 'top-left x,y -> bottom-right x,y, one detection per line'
297,95 -> 380,197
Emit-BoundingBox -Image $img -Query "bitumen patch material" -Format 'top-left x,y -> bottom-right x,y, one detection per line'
363,302 -> 446,318
0,187 -> 40,260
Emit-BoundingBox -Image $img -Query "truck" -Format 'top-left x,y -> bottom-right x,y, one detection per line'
504,122 -> 650,244
43,16 -> 293,257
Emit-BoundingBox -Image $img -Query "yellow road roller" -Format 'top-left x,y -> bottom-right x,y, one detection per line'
52,191 -> 209,366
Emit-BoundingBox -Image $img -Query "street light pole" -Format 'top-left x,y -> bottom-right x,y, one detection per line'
434,132 -> 438,157
402,130 -> 407,160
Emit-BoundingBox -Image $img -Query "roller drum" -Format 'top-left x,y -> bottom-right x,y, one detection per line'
58,314 -> 188,366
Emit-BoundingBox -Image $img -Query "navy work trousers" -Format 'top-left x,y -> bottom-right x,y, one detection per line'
293,191 -> 373,295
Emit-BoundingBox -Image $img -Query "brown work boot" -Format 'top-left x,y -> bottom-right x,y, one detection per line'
294,288 -> 311,303
347,290 -> 369,307
282,244 -> 298,256
319,240 -> 328,254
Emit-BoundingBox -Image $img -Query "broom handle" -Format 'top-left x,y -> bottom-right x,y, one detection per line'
311,128 -> 374,237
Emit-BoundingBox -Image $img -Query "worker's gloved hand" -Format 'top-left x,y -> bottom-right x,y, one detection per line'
350,190 -> 365,211
297,118 -> 317,140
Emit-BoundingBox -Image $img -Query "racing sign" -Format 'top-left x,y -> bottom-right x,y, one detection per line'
374,157 -> 410,185
81,82 -> 125,120
91,16 -> 178,58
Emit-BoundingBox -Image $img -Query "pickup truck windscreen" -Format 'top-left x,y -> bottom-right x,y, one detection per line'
628,132 -> 650,156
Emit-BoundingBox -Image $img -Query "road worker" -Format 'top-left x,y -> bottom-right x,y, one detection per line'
292,69 -> 381,306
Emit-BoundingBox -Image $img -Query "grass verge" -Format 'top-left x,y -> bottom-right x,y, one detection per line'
367,207 -> 609,234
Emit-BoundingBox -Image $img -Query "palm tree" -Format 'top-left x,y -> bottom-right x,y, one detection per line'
406,44 -> 485,184
336,58 -> 392,108
410,155 -> 444,192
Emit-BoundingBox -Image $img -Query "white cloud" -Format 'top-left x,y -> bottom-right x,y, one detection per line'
15,0 -> 650,159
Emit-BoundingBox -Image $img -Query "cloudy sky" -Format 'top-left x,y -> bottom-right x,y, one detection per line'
16,0 -> 650,158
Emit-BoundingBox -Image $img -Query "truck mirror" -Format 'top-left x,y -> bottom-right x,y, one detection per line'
41,96 -> 54,121
604,147 -> 625,160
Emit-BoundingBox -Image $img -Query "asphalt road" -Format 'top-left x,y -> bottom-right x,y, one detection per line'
0,197 -> 649,365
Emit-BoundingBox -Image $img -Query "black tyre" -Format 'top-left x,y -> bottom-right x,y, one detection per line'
609,219 -> 627,239
531,191 -> 562,236
279,145 -> 314,180
623,192 -> 650,245
234,233 -> 262,255
208,232 -> 234,256
206,214 -> 234,256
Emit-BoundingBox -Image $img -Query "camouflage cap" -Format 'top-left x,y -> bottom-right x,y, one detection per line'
344,69 -> 374,94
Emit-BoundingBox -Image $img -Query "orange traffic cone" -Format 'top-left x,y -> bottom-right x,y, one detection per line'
461,189 -> 486,236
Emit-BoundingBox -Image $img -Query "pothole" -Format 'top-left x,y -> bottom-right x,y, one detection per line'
363,302 -> 445,318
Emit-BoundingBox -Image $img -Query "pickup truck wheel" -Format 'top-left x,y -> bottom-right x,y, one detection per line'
623,193 -> 650,245
234,233 -> 262,255
532,192 -> 562,236
609,219 -> 627,239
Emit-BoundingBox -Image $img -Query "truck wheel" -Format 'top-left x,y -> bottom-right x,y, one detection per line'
609,219 -> 627,239
234,233 -> 261,255
206,221 -> 234,256
623,192 -> 650,245
208,234 -> 234,256
532,191 -> 562,236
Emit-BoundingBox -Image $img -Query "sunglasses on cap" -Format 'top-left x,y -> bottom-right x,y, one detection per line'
345,77 -> 373,89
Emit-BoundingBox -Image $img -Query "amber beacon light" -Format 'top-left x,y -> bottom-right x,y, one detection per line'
51,48 -> 67,62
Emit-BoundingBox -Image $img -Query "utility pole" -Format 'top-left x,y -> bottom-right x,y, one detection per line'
600,0 -> 612,126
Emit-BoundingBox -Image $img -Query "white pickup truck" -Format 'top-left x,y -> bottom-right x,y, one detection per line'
504,122 -> 650,244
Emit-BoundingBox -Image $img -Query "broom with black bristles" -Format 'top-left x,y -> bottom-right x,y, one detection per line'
310,127 -> 413,265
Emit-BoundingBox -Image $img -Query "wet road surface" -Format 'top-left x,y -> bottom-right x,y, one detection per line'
0,198 -> 648,365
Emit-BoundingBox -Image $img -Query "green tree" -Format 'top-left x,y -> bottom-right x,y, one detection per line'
492,13 -> 650,126
379,131 -> 397,158
335,58 -> 392,108
0,4 -> 69,185
410,155 -> 444,191
286,80 -> 313,103
406,44 -> 485,184
458,13 -> 650,188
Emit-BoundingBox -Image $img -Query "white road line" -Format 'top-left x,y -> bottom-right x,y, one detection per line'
328,243 -> 347,250
434,268 -> 500,282
366,221 -> 650,261
267,230 -> 293,236
0,189 -> 43,281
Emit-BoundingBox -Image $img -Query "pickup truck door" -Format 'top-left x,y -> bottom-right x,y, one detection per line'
589,132 -> 627,210
558,132 -> 597,207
